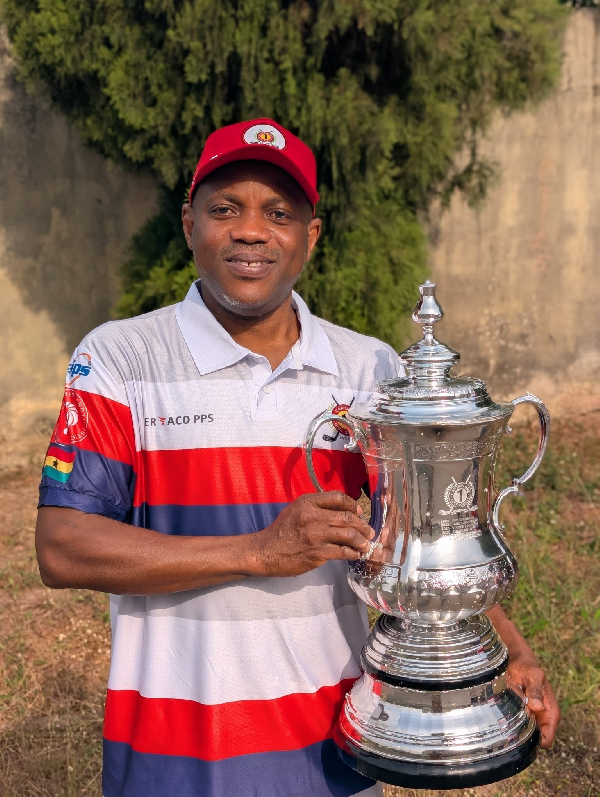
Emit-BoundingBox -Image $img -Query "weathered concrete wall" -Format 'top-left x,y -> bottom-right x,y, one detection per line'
429,9 -> 600,417
1,10 -> 598,439
0,32 -> 158,437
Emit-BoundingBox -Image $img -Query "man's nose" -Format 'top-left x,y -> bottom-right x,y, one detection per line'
229,209 -> 271,244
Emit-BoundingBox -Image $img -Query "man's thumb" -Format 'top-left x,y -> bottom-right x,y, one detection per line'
527,684 -> 545,710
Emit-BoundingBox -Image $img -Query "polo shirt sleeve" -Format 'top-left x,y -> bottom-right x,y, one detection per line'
375,342 -> 405,380
38,339 -> 135,522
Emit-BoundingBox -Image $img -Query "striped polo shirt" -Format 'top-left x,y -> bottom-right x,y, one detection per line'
39,281 -> 401,797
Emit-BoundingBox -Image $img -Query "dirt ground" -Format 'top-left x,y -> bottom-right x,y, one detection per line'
0,416 -> 598,796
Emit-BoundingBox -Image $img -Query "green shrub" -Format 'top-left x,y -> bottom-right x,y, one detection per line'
2,0 -> 568,345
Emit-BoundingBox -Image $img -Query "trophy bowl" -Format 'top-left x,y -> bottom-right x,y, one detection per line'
304,282 -> 550,789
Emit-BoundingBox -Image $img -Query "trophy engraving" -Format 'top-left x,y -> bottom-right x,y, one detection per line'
413,434 -> 502,459
304,281 -> 550,790
439,475 -> 476,514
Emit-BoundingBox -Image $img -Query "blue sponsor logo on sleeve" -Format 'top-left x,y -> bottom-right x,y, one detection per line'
66,353 -> 92,385
67,363 -> 91,377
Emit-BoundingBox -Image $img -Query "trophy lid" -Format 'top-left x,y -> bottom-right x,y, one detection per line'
352,282 -> 512,424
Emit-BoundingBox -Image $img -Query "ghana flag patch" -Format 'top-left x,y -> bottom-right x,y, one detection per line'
43,445 -> 76,483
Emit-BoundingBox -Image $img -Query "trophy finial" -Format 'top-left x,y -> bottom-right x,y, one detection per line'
412,281 -> 443,342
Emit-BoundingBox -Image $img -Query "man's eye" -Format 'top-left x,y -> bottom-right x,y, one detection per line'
211,206 -> 233,216
270,210 -> 290,220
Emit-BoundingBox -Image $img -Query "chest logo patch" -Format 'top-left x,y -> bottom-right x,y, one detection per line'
322,395 -> 355,443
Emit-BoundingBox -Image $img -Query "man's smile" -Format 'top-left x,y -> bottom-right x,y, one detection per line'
224,252 -> 277,278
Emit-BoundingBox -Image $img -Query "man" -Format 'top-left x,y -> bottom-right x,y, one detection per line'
36,119 -> 559,797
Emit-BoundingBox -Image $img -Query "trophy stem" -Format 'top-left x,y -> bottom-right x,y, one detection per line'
362,613 -> 508,687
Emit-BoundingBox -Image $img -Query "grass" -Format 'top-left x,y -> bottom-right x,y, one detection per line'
496,418 -> 600,724
0,417 -> 598,796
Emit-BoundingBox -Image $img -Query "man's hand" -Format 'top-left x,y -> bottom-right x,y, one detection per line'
251,491 -> 374,577
487,605 -> 560,748
506,649 -> 560,749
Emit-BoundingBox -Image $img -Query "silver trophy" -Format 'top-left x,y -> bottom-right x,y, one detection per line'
304,282 -> 550,789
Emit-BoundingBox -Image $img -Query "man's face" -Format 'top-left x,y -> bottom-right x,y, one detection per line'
182,162 -> 321,318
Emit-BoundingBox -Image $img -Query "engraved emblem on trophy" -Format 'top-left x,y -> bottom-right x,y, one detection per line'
304,281 -> 550,789
440,475 -> 475,514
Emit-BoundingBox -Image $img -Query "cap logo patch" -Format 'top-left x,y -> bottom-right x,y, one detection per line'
243,124 -> 286,150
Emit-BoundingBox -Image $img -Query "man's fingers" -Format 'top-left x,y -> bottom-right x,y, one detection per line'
522,666 -> 546,710
329,525 -> 372,552
528,691 -> 545,711
538,705 -> 559,749
519,671 -> 559,748
539,719 -> 555,749
323,543 -> 363,562
311,490 -> 360,513
506,657 -> 560,749
326,510 -> 374,538
538,683 -> 560,748
308,492 -> 374,537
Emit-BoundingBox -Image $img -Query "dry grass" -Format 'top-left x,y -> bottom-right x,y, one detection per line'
0,416 -> 598,796
0,431 -> 109,796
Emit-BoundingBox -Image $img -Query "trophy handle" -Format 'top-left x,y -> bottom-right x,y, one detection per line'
304,410 -> 362,492
492,393 -> 551,531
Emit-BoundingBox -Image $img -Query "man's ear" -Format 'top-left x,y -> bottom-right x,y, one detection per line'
306,217 -> 322,262
182,203 -> 195,250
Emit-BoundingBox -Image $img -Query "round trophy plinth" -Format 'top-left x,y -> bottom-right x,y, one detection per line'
334,725 -> 540,790
333,614 -> 540,790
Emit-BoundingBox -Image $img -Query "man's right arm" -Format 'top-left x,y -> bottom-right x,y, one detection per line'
36,491 -> 374,595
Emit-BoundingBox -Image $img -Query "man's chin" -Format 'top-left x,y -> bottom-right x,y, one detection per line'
220,293 -> 270,316
200,277 -> 297,320
205,284 -> 288,320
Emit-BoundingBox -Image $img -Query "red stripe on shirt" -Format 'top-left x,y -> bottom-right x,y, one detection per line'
46,445 -> 77,463
51,390 -> 135,465
133,446 -> 366,507
103,680 -> 355,761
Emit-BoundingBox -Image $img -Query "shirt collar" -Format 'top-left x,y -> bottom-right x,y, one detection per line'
175,281 -> 339,378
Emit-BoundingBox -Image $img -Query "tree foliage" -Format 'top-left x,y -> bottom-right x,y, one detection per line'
2,0 -> 568,347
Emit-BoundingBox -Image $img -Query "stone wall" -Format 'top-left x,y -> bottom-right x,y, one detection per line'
429,9 -> 600,417
0,32 -> 157,439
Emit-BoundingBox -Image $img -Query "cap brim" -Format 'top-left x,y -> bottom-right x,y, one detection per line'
191,146 -> 319,206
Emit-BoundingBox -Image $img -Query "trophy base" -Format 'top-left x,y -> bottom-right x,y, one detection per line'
334,615 -> 539,789
335,726 -> 540,790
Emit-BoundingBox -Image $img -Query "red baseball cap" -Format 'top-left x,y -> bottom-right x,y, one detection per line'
189,118 -> 319,208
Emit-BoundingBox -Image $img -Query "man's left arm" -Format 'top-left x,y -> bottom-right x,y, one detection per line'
487,604 -> 560,748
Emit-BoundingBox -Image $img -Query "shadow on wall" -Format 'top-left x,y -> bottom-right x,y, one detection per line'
0,32 -> 158,358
